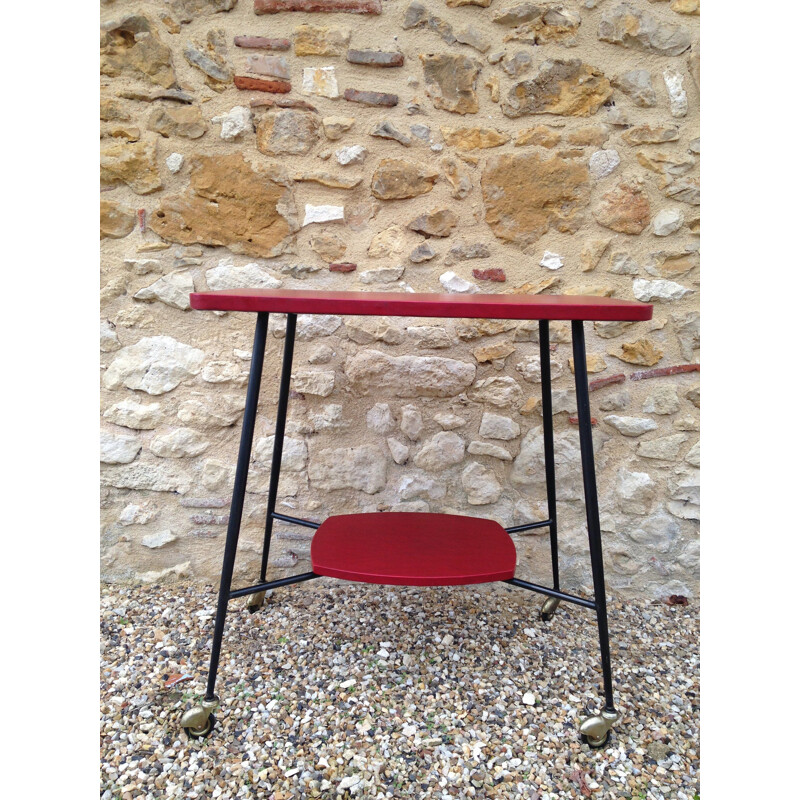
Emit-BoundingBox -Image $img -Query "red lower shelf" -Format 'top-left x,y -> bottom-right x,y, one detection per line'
310,512 -> 517,586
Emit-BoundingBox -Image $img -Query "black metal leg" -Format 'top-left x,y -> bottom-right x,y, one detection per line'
539,320 -> 560,592
571,320 -> 616,714
260,313 -> 297,582
203,312 -> 269,703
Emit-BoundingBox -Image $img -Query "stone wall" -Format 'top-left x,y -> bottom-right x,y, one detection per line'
100,0 -> 700,598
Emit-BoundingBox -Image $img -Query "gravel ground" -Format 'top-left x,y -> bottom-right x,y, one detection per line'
100,582 -> 699,800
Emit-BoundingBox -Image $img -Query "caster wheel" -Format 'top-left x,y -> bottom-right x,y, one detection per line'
580,730 -> 611,749
540,597 -> 561,622
184,713 -> 216,739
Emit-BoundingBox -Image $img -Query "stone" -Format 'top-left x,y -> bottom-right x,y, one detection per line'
147,106 -> 206,139
134,270 -> 194,310
310,231 -> 347,262
442,157 -> 473,199
184,33 -> 233,85
663,68 -> 688,117
257,110 -> 320,155
336,145 -> 367,165
294,24 -> 351,56
621,124 -> 680,145
100,431 -> 141,464
100,320 -> 121,353
166,0 -> 237,24
593,178 -> 651,234
371,120 -> 412,146
178,395 -> 245,429
515,355 -> 563,383
387,437 -> 410,464
414,432 -> 466,471
468,376 -> 523,407
100,139 -> 161,195
136,560 -> 191,583
613,69 -> 657,107
652,208 -> 684,236
598,390 -> 630,412
254,435 -> 308,471
503,59 -> 612,118
367,403 -> 396,433
103,399 -> 162,431
493,3 -> 582,46
293,370 -> 336,396
303,204 -> 345,226
569,354 -> 607,373
403,327 -> 450,351
294,171 -> 362,190
589,149 -> 620,178
461,462 -> 502,505
345,349 -> 476,397
637,151 -> 696,178
479,412 -> 520,440
247,54 -> 290,79
467,441 -> 513,460
308,445 -> 387,494
502,52 -> 533,78
482,152 -> 589,247
408,209 -> 458,238
662,177 -> 700,205
616,469 -> 656,515
633,277 -> 691,302
119,502 -> 159,526
165,153 -> 184,173
344,317 -> 402,345
420,53 -> 481,115
210,105 -> 252,140
607,253 -> 639,275
368,226 -> 405,259
441,127 -> 509,151
293,315 -> 343,340
434,413 -> 466,430
400,405 -> 424,441
598,2 -> 692,55
685,440 -> 700,467
234,76 -> 290,92
511,427 -> 585,500
359,266 -> 405,284
257,0 -> 381,11
100,13 -> 177,88
580,237 -> 612,271
347,49 -> 404,67
604,415 -> 658,436
150,428 -> 210,458
302,67 -> 339,98
608,338 -> 664,366
234,35 -> 291,50
100,200 -> 136,239
206,259 -> 282,290
410,242 -> 437,262
638,432 -> 688,460
141,530 -> 177,549
668,465 -> 699,520
515,126 -> 561,148
344,88 -> 399,107
322,116 -> 355,140
455,25 -> 492,53
398,472 -> 446,502
473,342 -> 515,363
446,243 -> 491,265
472,268 -> 505,283
643,385 -> 681,415
672,311 -> 700,360
439,272 -> 478,293
202,361 -> 240,383
101,459 -> 193,494
150,153 -> 295,258
329,262 -> 357,273
540,251 -> 564,270
672,0 -> 699,14
447,0 -> 491,5
104,336 -> 204,395
371,159 -> 438,200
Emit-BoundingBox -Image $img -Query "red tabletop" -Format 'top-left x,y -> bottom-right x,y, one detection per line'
189,289 -> 652,322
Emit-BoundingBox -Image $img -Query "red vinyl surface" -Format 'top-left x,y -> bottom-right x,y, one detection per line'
310,512 -> 517,586
190,289 -> 652,322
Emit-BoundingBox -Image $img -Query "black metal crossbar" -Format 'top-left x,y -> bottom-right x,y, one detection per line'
228,571 -> 320,600
505,519 -> 552,534
504,577 -> 597,610
270,512 -> 320,530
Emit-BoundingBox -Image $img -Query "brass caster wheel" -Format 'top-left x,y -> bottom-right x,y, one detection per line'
540,597 -> 561,622
184,713 -> 216,740
246,590 -> 266,614
181,697 -> 220,739
579,709 -> 619,749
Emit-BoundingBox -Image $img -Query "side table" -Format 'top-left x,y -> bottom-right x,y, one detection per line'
180,289 -> 653,747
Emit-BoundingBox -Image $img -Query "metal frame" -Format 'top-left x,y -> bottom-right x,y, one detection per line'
192,313 -> 617,742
